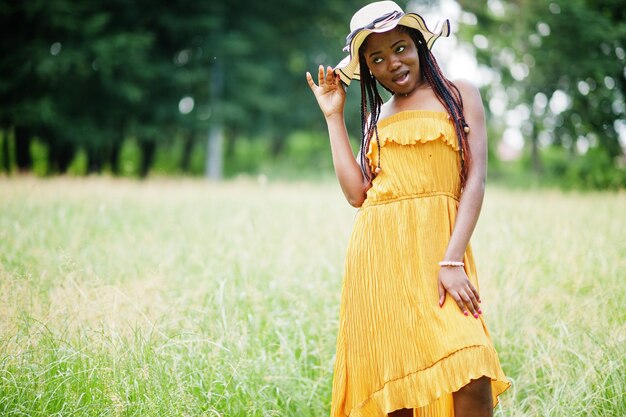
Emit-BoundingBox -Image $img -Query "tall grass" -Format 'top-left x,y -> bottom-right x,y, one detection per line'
0,177 -> 624,416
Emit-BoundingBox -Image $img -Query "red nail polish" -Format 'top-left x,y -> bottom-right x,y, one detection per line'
477,309 -> 482,314
474,313 -> 479,319
464,312 -> 468,316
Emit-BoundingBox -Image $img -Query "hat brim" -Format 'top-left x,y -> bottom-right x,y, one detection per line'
334,14 -> 450,86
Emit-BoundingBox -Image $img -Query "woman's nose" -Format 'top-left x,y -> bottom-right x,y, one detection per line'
388,56 -> 401,71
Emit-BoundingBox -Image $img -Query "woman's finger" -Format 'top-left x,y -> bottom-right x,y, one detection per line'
305,72 -> 318,92
333,71 -> 347,96
469,281 -> 481,304
466,286 -> 481,316
318,65 -> 325,85
326,66 -> 335,84
451,292 -> 468,316
438,280 -> 446,307
460,291 -> 478,318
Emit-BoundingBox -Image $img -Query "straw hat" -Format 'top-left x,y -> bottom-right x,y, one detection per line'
334,1 -> 450,86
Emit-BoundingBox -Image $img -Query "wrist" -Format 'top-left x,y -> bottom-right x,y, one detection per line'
443,248 -> 465,262
325,112 -> 344,123
439,260 -> 465,267
442,254 -> 463,263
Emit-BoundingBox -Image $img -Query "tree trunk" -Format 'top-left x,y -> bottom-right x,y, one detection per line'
270,133 -> 286,157
48,136 -> 74,174
56,146 -> 73,174
180,132 -> 194,173
139,139 -> 156,178
14,126 -> 31,172
109,140 -> 121,175
206,125 -> 223,180
1,129 -> 10,173
206,53 -> 224,180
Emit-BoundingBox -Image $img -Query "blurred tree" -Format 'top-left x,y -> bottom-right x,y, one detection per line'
459,0 -> 625,186
203,0 -> 364,178
0,0 -> 368,177
0,1 -> 153,173
0,0 -> 51,171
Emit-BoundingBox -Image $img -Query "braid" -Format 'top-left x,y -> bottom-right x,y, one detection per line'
358,51 -> 384,181
405,28 -> 471,187
359,71 -> 368,175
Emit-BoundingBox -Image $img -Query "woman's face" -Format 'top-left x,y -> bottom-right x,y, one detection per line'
362,28 -> 421,95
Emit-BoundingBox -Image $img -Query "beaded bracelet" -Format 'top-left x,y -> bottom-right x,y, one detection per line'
438,261 -> 465,267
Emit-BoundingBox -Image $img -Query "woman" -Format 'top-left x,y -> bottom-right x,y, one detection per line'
306,1 -> 510,416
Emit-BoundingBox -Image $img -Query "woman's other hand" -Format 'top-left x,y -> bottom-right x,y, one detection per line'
438,267 -> 482,318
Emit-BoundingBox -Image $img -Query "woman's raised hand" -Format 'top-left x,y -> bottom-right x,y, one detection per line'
306,65 -> 346,119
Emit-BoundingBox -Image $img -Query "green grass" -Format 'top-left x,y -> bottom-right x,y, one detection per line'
1,177 -> 624,416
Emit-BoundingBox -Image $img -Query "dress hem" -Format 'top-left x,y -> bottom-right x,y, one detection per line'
338,345 -> 510,417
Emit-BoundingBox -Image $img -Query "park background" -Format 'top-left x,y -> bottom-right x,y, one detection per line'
1,0 -> 625,416
1,0 -> 625,187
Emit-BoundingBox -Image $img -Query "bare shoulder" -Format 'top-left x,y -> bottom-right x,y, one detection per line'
452,79 -> 482,103
452,78 -> 485,118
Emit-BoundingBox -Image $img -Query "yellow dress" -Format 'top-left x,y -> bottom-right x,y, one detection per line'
330,110 -> 510,417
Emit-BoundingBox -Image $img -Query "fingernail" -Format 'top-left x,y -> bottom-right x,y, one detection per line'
464,311 -> 468,316
477,309 -> 482,314
473,313 -> 479,319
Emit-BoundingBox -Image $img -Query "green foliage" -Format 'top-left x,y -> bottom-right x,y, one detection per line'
223,132 -> 336,180
538,146 -> 570,179
29,140 -> 49,177
3,0 -> 623,190
284,132 -> 335,172
264,132 -> 336,180
223,138 -> 269,177
0,0 -> 364,178
151,140 -> 184,176
460,0 -> 626,189
490,145 -> 626,190
188,141 -> 207,176
118,139 -> 142,177
67,148 -> 88,176
564,148 -> 626,190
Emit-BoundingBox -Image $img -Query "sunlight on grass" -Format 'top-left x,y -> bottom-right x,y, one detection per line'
1,177 -> 624,416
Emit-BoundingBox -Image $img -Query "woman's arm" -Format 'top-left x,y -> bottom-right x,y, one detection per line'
437,79 -> 488,317
306,66 -> 370,207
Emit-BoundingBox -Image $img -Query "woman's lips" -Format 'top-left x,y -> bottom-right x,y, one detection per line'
393,71 -> 409,85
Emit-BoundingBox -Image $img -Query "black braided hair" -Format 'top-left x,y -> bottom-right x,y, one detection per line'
358,52 -> 384,181
357,26 -> 471,187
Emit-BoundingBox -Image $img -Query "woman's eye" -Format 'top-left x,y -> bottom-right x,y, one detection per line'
373,57 -> 383,64
396,45 -> 406,53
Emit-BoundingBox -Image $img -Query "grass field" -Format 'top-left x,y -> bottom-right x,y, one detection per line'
1,177 -> 624,416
